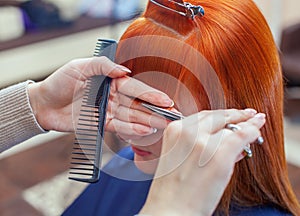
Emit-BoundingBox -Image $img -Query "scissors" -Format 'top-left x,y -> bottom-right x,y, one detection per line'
141,103 -> 185,121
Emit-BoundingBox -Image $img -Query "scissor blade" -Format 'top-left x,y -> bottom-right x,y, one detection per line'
141,103 -> 184,121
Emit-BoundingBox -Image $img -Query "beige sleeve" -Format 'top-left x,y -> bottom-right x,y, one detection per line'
0,81 -> 47,153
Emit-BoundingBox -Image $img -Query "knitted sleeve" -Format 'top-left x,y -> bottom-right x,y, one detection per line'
0,81 -> 46,153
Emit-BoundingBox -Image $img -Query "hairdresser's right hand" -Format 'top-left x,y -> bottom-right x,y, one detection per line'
28,57 -> 173,136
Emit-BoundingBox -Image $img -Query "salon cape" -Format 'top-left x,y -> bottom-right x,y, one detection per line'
62,147 -> 291,216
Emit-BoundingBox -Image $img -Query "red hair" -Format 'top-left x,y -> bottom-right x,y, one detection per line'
116,0 -> 300,215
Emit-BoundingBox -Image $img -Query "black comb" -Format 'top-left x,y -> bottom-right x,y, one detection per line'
68,39 -> 117,183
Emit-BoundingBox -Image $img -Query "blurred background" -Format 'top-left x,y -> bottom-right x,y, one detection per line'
0,0 -> 299,215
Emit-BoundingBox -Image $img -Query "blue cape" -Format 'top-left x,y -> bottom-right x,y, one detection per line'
63,147 -> 291,216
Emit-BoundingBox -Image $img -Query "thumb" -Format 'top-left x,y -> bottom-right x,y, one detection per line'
77,57 -> 131,78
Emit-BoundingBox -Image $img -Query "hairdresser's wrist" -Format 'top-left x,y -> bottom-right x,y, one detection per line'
27,82 -> 48,131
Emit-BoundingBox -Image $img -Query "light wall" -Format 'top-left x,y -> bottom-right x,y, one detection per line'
254,0 -> 300,44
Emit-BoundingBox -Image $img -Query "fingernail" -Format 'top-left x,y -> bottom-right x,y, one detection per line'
169,100 -> 174,107
244,108 -> 257,116
162,99 -> 174,107
254,113 -> 266,120
116,65 -> 131,73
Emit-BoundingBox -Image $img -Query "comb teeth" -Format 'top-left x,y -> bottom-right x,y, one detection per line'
68,39 -> 117,183
93,39 -> 117,58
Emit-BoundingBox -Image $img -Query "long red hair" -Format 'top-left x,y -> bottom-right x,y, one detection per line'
116,0 -> 300,215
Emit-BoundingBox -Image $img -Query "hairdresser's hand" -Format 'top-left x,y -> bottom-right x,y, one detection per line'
141,109 -> 266,216
28,57 -> 173,133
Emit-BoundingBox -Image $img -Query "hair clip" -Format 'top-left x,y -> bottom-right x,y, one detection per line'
150,0 -> 204,20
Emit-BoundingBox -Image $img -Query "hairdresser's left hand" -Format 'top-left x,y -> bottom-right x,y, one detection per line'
28,57 -> 173,134
141,109 -> 266,216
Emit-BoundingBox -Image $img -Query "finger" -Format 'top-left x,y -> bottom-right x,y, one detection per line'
114,105 -> 169,130
107,93 -> 170,129
106,118 -> 157,137
217,113 -> 266,162
116,93 -> 152,114
116,93 -> 181,119
113,76 -> 174,107
71,57 -> 132,79
243,113 -> 266,130
183,108 -> 258,134
235,113 -> 266,144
